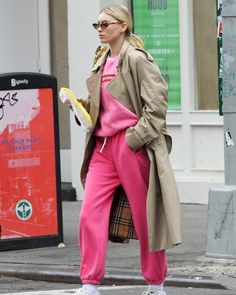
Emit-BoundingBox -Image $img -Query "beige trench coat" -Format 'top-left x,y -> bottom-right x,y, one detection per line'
80,40 -> 181,251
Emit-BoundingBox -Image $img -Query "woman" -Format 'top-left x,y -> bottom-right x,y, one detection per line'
75,4 -> 181,295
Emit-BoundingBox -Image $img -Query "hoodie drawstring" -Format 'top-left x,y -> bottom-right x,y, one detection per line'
99,137 -> 107,153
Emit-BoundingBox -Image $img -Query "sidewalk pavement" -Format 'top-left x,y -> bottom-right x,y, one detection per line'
0,202 -> 235,292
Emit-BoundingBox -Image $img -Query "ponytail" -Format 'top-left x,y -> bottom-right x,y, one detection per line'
127,33 -> 144,50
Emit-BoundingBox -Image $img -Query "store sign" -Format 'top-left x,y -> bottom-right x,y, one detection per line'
132,0 -> 181,109
0,73 -> 63,250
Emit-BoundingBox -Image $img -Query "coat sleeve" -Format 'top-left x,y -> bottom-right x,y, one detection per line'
125,51 -> 168,152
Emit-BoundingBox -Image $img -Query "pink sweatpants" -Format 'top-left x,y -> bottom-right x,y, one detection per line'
79,130 -> 167,285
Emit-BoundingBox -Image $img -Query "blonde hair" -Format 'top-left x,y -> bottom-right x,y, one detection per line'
100,5 -> 144,50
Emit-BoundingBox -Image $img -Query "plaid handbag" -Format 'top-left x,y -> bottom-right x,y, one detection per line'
109,185 -> 138,243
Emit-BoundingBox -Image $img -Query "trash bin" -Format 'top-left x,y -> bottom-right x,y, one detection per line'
0,73 -> 63,251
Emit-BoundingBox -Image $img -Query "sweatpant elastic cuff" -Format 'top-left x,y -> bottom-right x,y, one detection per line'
81,279 -> 101,285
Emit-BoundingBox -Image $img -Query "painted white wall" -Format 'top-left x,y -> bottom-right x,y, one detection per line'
0,0 -> 50,74
60,150 -> 72,182
37,0 -> 51,74
0,0 -> 39,73
100,0 -> 129,7
68,0 -> 100,198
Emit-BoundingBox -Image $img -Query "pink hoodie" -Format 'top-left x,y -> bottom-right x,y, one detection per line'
95,54 -> 138,137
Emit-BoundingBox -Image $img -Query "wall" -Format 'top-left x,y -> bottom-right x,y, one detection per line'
0,0 -> 50,74
49,0 -> 71,182
68,0 -> 100,198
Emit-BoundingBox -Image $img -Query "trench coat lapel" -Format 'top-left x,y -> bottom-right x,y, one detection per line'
86,47 -> 108,119
86,41 -> 129,106
86,73 -> 101,108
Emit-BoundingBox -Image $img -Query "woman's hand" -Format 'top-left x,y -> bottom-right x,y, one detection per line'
77,98 -> 86,106
64,98 -> 72,111
65,98 -> 85,111
64,98 -> 71,106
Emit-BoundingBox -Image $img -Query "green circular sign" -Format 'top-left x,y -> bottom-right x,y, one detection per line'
15,199 -> 33,221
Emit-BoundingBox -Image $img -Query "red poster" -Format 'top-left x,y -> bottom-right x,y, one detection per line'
0,88 -> 58,239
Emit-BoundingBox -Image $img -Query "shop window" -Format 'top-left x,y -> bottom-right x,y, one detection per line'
132,0 -> 181,110
193,0 -> 218,110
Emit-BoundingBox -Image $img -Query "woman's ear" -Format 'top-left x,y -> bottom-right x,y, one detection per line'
121,22 -> 128,33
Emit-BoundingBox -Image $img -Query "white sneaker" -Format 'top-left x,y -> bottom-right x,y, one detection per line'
74,285 -> 100,295
141,288 -> 166,295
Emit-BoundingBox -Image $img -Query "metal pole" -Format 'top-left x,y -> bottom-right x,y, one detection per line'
206,0 -> 236,258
